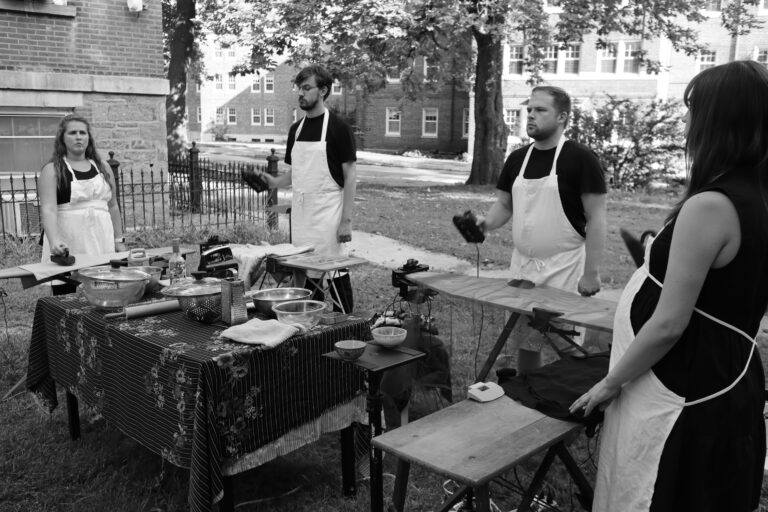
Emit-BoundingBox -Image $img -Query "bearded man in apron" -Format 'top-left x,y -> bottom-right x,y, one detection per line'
479,86 -> 608,371
257,65 -> 357,312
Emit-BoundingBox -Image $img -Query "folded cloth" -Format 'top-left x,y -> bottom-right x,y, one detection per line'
220,318 -> 303,348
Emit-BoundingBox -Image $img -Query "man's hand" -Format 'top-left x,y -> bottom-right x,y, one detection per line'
475,214 -> 487,234
337,219 -> 352,243
577,273 -> 601,296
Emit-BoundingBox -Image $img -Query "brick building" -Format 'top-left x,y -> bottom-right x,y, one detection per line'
0,0 -> 169,174
187,45 -> 470,155
469,0 -> 768,154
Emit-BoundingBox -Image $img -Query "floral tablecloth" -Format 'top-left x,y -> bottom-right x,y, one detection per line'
27,295 -> 370,512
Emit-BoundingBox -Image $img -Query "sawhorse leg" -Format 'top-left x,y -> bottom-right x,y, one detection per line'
477,313 -> 521,382
340,424 -> 357,496
65,390 -> 81,440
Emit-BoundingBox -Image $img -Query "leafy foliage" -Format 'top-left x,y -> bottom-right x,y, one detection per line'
569,96 -> 685,190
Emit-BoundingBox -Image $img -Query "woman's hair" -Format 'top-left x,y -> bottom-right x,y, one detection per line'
669,60 -> 768,220
49,114 -> 108,190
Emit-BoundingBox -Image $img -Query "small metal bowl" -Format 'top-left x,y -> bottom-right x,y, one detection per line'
131,265 -> 164,293
249,287 -> 312,318
272,300 -> 326,329
334,340 -> 367,361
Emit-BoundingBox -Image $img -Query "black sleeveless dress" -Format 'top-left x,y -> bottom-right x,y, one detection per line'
594,172 -> 768,512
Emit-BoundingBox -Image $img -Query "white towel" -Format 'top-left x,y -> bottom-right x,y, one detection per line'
220,318 -> 304,348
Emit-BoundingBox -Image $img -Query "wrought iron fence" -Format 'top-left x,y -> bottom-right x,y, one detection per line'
0,149 -> 272,240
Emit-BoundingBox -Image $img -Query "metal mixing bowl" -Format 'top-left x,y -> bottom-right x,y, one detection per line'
249,287 -> 312,318
131,265 -> 164,293
76,267 -> 151,308
272,300 -> 326,329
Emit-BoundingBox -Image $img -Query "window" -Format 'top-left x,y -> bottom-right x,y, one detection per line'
251,108 -> 261,125
227,108 -> 237,124
196,107 -> 201,124
214,49 -> 223,58
504,109 -> 520,134
0,114 -> 62,173
215,74 -> 223,90
757,48 -> 768,68
215,107 -> 224,124
385,108 -> 401,136
265,75 -> 274,93
563,44 -> 580,74
462,108 -> 470,139
698,50 -> 716,71
544,0 -> 563,12
332,81 -> 343,95
227,49 -> 235,57
228,74 -> 236,90
508,45 -> 524,75
195,81 -> 201,93
599,43 -> 617,73
264,108 -> 275,126
251,77 -> 261,93
623,42 -> 641,73
424,59 -> 439,81
543,46 -> 558,73
386,67 -> 401,82
422,108 -> 438,137
703,0 -> 721,10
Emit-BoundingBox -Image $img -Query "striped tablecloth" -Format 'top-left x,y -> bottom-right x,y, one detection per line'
27,295 -> 370,512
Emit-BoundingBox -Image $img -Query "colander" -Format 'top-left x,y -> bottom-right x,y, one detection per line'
162,277 -> 223,324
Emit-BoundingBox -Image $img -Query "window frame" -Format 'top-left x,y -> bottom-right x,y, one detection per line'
331,81 -> 343,95
227,107 -> 237,125
264,75 -> 275,93
697,49 -> 716,72
251,77 -> 261,93
508,44 -> 524,75
462,108 -> 470,139
421,108 -> 439,138
0,113 -> 65,174
251,107 -> 261,126
215,107 -> 224,124
214,74 -> 223,90
385,108 -> 401,137
264,107 -> 275,126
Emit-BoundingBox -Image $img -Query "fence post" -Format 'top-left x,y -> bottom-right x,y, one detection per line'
189,141 -> 201,213
266,148 -> 279,230
107,151 -> 121,209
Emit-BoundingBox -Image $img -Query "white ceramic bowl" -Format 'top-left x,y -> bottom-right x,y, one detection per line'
371,326 -> 408,348
334,339 -> 367,361
272,299 -> 326,329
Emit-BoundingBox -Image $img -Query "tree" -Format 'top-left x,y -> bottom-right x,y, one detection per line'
163,0 -> 199,159
191,0 -> 762,182
569,96 -> 685,190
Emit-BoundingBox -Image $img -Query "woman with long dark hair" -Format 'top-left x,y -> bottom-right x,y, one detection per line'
571,60 -> 768,511
39,114 -> 125,262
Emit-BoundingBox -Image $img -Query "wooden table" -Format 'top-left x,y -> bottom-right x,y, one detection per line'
371,272 -> 617,511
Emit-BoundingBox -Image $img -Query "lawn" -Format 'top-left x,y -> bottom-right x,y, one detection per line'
1,182 -> 766,512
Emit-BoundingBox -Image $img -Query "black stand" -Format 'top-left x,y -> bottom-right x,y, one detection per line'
323,344 -> 426,512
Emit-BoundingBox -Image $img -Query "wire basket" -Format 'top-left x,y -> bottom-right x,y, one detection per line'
177,294 -> 222,324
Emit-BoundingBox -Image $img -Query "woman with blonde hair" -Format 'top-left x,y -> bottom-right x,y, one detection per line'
39,114 -> 125,281
571,60 -> 768,511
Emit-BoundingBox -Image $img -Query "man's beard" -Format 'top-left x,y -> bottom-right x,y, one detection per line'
299,97 -> 319,111
527,125 -> 557,141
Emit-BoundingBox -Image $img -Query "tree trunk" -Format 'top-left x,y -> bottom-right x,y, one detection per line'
165,0 -> 195,159
466,28 -> 507,185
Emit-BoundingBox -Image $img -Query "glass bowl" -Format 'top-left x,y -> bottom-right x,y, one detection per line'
371,326 -> 408,348
334,340 -> 367,361
249,287 -> 312,318
272,300 -> 326,329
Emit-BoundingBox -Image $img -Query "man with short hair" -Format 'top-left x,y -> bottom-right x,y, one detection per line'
480,85 -> 608,369
259,64 -> 357,311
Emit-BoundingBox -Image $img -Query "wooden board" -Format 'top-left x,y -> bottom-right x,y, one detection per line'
372,396 -> 580,486
276,254 -> 368,273
408,272 -> 616,332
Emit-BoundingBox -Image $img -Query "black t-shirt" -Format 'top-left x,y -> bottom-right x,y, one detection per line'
496,140 -> 606,237
285,110 -> 356,187
56,163 -> 99,205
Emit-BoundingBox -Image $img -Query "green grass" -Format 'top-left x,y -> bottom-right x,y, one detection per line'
2,183 -> 767,512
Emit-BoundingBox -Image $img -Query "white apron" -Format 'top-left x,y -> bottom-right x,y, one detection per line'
290,109 -> 346,277
593,238 -> 758,512
510,136 -> 585,292
42,158 -> 114,259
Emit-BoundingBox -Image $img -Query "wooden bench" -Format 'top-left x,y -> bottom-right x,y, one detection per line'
372,396 -> 593,512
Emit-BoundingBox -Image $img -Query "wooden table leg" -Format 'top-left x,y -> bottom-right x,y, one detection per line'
555,442 -> 594,510
477,313 -> 520,382
390,458 -> 410,512
219,475 -> 234,512
341,424 -> 357,496
517,445 -> 557,512
475,485 -> 491,512
435,484 -> 471,512
65,390 -> 80,440
368,373 -> 384,512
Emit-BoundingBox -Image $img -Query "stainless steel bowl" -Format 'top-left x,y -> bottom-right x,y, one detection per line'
162,277 -> 223,324
272,299 -> 326,329
249,287 -> 312,318
131,265 -> 164,293
76,267 -> 151,308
